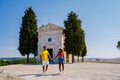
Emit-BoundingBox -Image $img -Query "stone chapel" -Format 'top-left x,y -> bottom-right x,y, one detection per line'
37,23 -> 64,62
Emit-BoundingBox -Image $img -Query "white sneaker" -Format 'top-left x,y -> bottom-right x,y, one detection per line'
59,72 -> 62,74
62,71 -> 64,74
42,72 -> 45,75
45,71 -> 47,74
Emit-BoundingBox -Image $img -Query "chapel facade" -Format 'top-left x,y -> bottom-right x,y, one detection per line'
37,23 -> 65,62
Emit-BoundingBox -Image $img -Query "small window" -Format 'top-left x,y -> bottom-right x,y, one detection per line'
48,37 -> 52,42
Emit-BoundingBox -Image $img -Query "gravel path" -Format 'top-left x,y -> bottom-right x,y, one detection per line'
0,62 -> 120,80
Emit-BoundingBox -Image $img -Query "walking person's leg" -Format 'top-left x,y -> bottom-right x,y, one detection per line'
42,61 -> 45,72
43,65 -> 45,72
62,62 -> 64,71
46,65 -> 48,71
42,62 -> 46,75
59,63 -> 62,72
45,61 -> 49,74
59,63 -> 63,74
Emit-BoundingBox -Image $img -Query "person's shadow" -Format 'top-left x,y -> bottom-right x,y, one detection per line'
45,73 -> 60,76
18,73 -> 60,77
18,73 -> 42,77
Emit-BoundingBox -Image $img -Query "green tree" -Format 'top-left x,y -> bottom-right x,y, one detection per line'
76,30 -> 86,62
18,7 -> 38,63
80,30 -> 87,62
64,11 -> 83,63
117,41 -> 120,50
81,42 -> 87,62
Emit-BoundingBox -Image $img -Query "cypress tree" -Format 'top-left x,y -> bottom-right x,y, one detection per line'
81,45 -> 87,62
18,7 -> 38,63
64,11 -> 82,63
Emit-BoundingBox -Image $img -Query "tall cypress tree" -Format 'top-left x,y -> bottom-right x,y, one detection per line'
64,11 -> 84,63
81,43 -> 87,62
18,7 -> 38,63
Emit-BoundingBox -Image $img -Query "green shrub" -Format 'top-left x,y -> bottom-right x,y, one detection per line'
0,60 -> 12,66
0,58 -> 37,66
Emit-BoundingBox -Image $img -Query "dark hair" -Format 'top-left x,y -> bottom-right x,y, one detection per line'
43,46 -> 46,48
59,48 -> 63,52
60,49 -> 63,52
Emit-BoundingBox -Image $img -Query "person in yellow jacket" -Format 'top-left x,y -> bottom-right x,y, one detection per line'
40,46 -> 52,75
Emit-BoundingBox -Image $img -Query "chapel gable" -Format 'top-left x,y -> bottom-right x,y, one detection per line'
38,23 -> 64,32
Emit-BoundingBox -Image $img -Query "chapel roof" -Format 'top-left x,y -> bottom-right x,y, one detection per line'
38,23 -> 64,32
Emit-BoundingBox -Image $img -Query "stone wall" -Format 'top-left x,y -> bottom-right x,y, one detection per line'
37,23 -> 64,62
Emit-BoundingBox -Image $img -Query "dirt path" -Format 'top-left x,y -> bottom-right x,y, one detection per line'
0,63 -> 120,80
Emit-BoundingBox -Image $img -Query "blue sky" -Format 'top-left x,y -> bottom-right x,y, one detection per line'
0,0 -> 120,58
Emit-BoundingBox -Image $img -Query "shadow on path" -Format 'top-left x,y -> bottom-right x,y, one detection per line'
18,74 -> 42,77
18,73 -> 60,77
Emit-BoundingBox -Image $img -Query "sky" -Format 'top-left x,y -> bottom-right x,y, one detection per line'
0,0 -> 120,58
